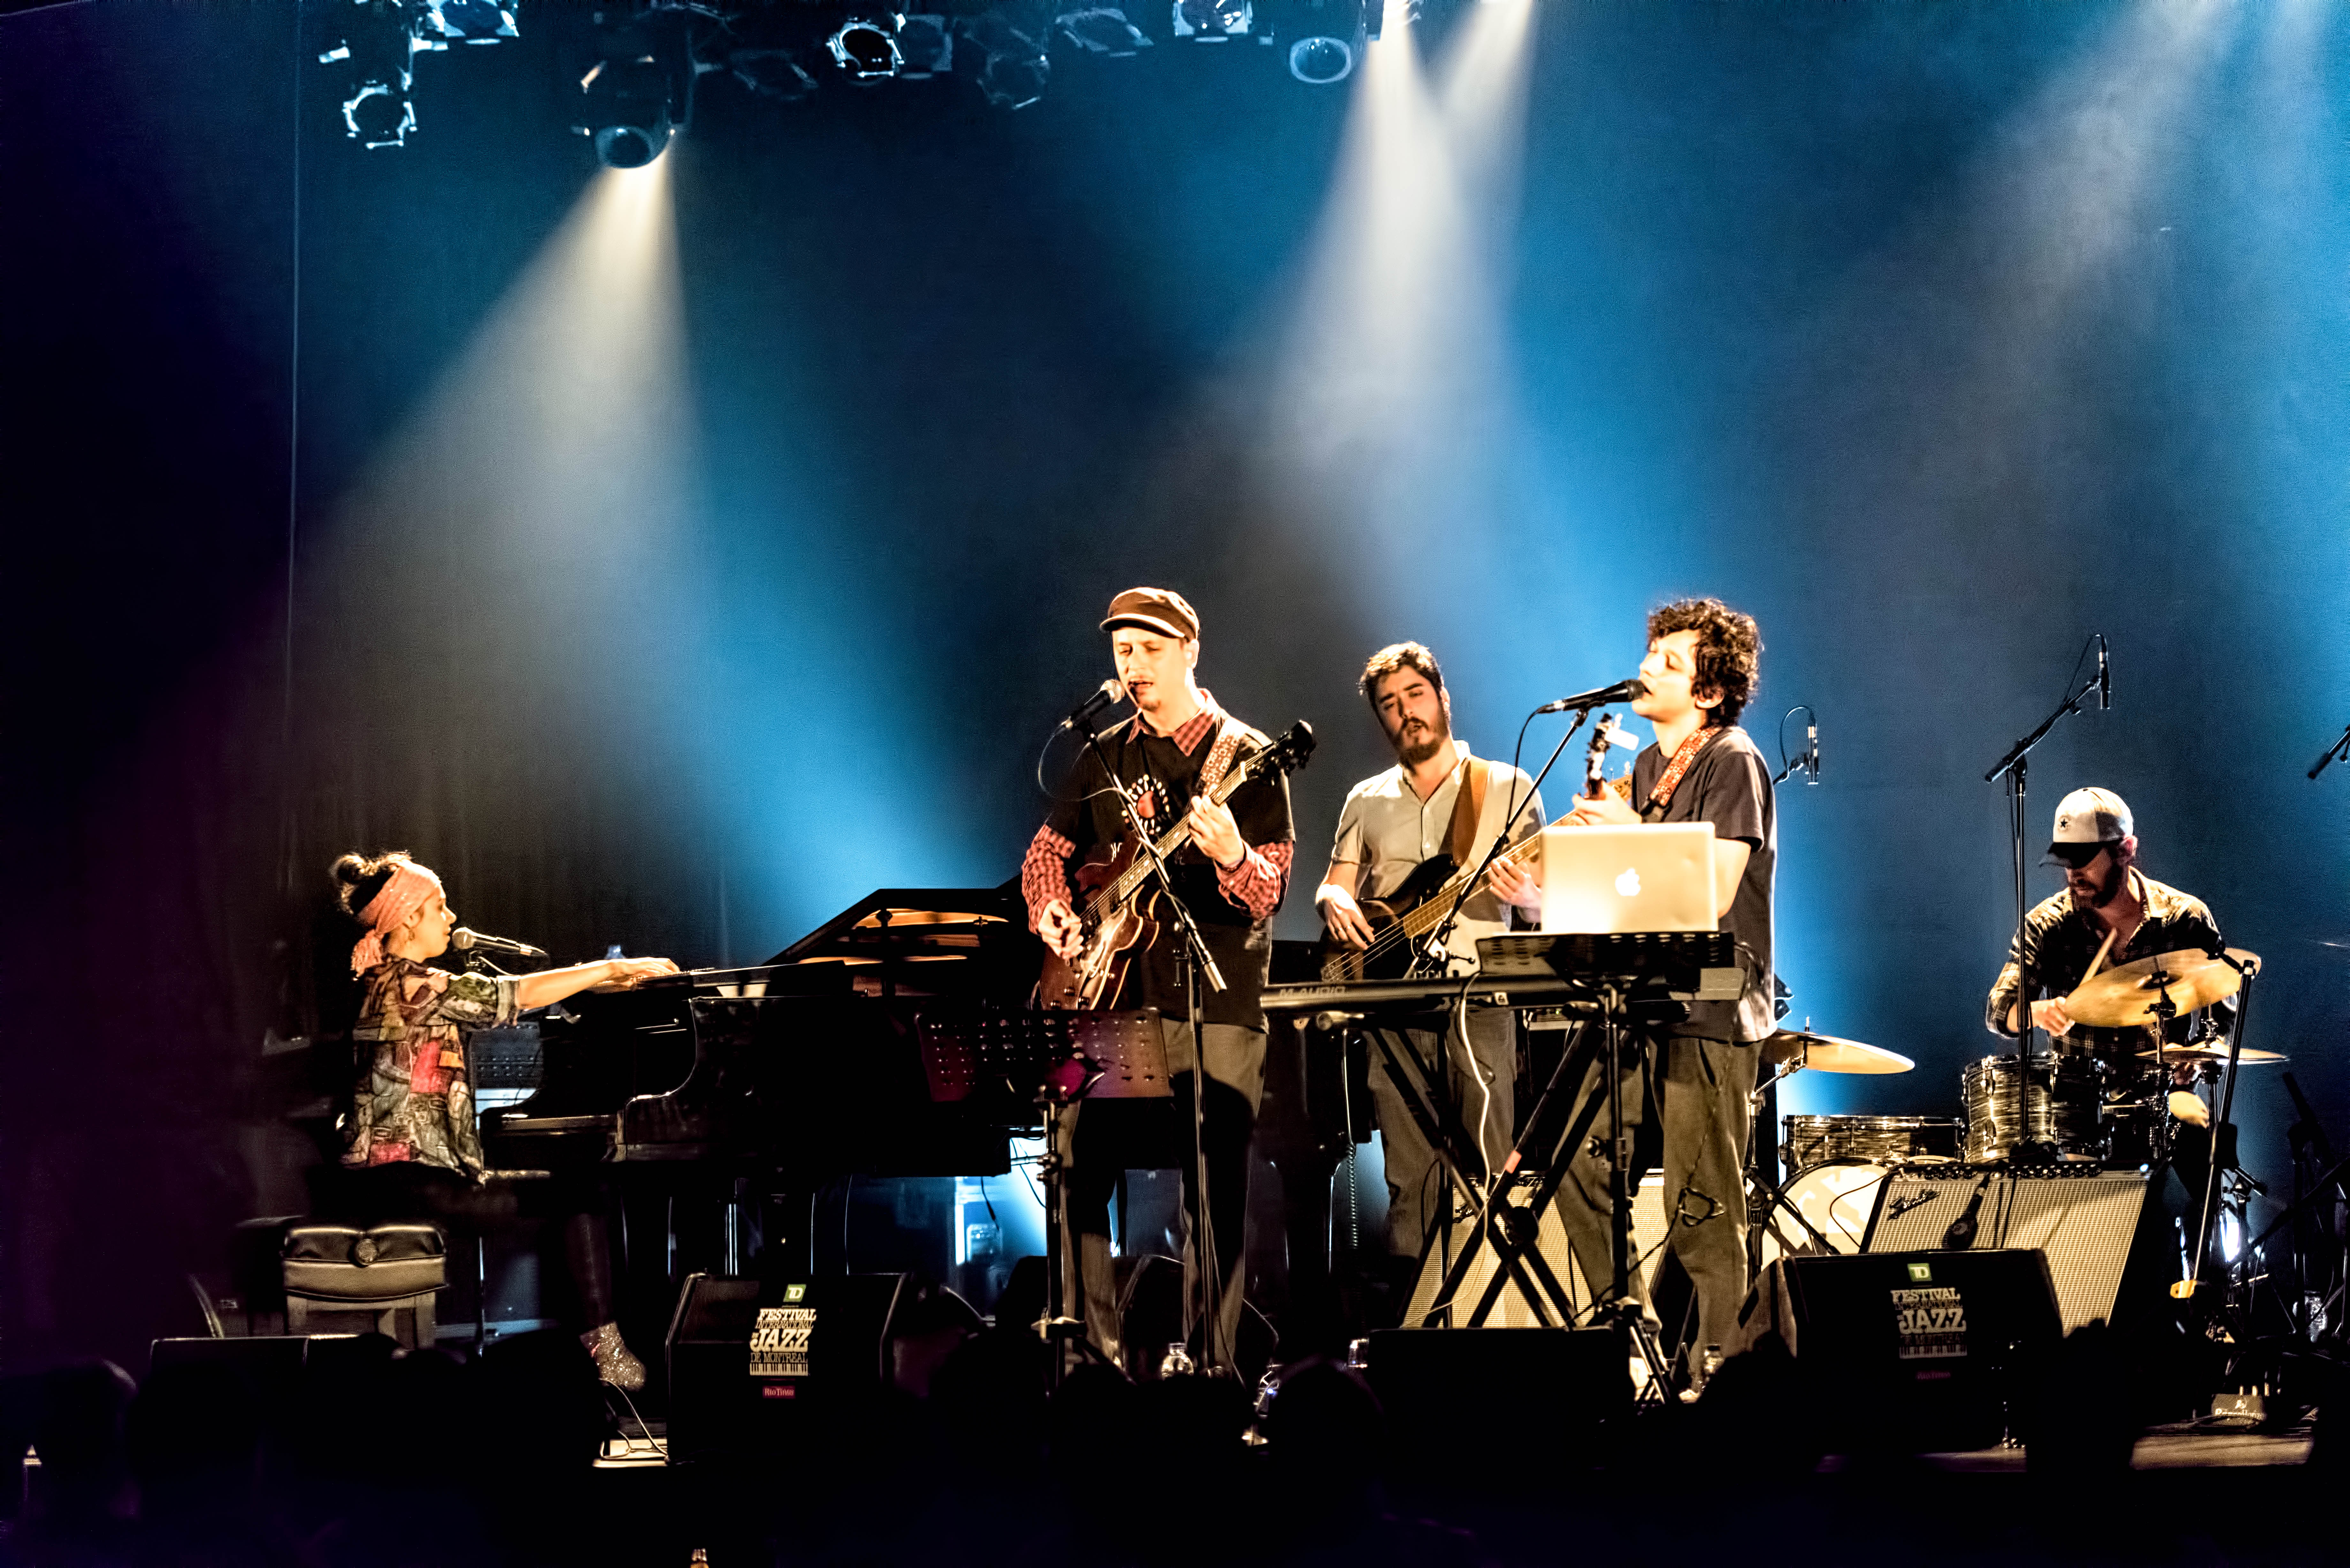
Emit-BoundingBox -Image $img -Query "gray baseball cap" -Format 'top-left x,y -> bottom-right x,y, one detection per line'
2045,786 -> 2133,867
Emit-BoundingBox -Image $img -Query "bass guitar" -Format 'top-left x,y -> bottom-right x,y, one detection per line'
1038,721 -> 1317,1010
1321,714 -> 1635,982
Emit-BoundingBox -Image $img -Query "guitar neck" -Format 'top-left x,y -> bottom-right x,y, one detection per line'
1393,811 -> 1565,942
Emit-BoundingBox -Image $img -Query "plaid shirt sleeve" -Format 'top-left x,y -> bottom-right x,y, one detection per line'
1215,838 -> 1292,922
1022,825 -> 1078,933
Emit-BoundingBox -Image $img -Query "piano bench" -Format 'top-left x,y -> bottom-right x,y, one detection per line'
281,1222 -> 448,1349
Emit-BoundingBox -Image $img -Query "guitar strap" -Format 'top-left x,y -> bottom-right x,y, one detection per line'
1443,757 -> 1490,868
1641,726 -> 1719,819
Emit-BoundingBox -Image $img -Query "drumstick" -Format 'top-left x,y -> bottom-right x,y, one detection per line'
2078,928 -> 2118,990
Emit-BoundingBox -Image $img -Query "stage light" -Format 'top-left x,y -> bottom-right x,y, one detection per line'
1172,0 -> 1252,39
1288,35 -> 1353,83
1272,0 -> 1362,82
317,2 -> 426,148
1055,7 -> 1152,56
829,16 -> 905,79
342,77 -> 420,148
578,57 -> 677,167
420,0 -> 518,44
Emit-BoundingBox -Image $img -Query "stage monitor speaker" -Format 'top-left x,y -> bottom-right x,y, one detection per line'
1404,1175 -> 1664,1329
1741,1249 -> 2062,1453
666,1272 -> 979,1461
1863,1170 -> 2166,1334
1363,1327 -> 1628,1466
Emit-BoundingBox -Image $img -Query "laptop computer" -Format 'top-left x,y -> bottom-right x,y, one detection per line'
1537,823 -> 1717,934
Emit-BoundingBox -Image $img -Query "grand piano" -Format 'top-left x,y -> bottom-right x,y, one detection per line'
476,884 -> 1044,1273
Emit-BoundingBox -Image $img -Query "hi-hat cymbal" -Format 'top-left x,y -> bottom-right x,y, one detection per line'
2136,1043 -> 2288,1066
1762,1030 -> 1914,1074
2066,948 -> 2259,1028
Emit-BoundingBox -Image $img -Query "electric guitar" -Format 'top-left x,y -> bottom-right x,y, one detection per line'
1037,721 -> 1317,1010
1320,715 -> 1635,983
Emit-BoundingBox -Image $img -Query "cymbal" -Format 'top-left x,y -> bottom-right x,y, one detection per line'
2136,1043 -> 2287,1066
2066,948 -> 2258,1028
1762,1030 -> 1914,1075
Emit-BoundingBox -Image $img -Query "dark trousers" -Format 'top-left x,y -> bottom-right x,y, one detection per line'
1057,1022 -> 1265,1368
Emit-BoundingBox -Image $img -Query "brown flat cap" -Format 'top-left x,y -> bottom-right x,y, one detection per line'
1101,586 -> 1200,641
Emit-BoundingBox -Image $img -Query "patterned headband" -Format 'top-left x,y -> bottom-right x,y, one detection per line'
349,858 -> 445,975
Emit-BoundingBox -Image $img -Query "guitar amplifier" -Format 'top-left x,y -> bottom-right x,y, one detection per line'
1864,1170 -> 2166,1334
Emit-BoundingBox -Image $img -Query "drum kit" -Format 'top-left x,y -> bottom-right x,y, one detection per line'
1754,947 -> 2276,1262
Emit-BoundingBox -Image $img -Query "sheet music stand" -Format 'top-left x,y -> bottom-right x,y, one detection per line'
916,1008 -> 1171,1386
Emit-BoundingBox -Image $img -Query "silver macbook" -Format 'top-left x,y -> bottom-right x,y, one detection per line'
1537,824 -> 1718,934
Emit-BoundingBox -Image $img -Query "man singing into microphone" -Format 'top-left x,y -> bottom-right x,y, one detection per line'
1554,598 -> 1775,1391
1315,642 -> 1544,1288
1022,587 -> 1295,1367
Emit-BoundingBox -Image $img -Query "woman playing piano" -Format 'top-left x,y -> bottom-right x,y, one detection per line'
330,850 -> 678,1389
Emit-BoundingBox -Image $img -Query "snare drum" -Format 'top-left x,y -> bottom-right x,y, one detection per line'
1961,1053 -> 2106,1165
1782,1114 -> 1963,1172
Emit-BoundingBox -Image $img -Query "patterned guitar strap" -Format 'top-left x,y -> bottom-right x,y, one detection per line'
1641,725 -> 1719,819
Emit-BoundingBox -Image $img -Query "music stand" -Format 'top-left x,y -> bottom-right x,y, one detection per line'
917,1008 -> 1171,1387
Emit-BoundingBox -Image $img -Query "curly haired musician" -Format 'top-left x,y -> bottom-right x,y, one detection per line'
1021,587 -> 1296,1367
1554,598 -> 1776,1386
1315,641 -> 1544,1283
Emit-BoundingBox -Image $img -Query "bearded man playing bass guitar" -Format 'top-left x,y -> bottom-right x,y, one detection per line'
1315,642 -> 1546,1280
1021,586 -> 1295,1367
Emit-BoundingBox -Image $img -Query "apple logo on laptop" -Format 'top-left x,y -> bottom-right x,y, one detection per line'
1615,867 -> 1641,898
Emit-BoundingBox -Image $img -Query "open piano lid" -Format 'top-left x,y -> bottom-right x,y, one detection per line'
765,881 -> 1029,968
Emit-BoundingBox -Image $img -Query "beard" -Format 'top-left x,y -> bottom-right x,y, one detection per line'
1393,714 -> 1449,766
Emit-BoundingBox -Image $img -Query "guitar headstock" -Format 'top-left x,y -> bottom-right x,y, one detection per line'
1225,722 -> 1318,790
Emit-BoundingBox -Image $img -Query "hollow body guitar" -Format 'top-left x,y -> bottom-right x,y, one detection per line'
1037,722 -> 1317,1011
1320,718 -> 1635,983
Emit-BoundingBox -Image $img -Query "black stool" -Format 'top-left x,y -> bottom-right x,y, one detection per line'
281,1222 -> 447,1347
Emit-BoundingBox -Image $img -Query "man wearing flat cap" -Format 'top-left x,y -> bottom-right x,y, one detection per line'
1021,587 -> 1295,1368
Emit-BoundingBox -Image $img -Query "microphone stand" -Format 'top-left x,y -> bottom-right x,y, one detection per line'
1075,710 -> 1234,1377
1415,708 -> 1589,978
2309,721 -> 2350,781
1982,663 -> 2103,1165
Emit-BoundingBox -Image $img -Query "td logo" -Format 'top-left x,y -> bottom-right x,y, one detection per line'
1615,868 -> 1641,898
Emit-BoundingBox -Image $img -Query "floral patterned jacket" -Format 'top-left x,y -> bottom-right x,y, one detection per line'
343,958 -> 520,1177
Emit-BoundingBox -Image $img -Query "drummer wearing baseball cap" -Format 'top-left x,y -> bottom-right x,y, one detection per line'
1985,785 -> 2228,1062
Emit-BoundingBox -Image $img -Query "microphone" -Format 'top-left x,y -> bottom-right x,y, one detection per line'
2096,634 -> 2110,711
1058,678 -> 1125,733
1807,715 -> 1822,781
451,927 -> 548,959
1535,677 -> 1647,715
